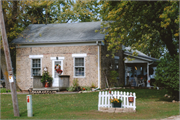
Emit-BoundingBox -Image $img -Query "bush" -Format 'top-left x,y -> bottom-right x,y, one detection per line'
81,86 -> 91,91
66,86 -> 76,92
154,54 -> 179,100
91,82 -> 96,88
67,78 -> 80,91
0,88 -> 11,93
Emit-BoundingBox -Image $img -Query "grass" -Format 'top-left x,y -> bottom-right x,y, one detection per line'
1,89 -> 179,119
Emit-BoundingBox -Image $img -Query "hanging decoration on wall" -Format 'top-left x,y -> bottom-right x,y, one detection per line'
54,64 -> 63,74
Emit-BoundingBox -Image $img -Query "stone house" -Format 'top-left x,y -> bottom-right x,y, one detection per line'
11,21 -> 158,91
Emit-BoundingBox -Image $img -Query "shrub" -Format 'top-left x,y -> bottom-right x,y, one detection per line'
81,86 -> 91,91
73,78 -> 79,88
154,54 -> 179,100
0,88 -> 11,93
66,86 -> 76,92
91,82 -> 96,88
67,78 -> 80,91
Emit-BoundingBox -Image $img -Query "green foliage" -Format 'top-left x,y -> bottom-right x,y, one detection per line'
155,54 -> 179,100
0,88 -> 11,93
90,82 -> 96,88
81,86 -> 91,91
73,78 -> 79,87
67,78 -> 80,91
41,72 -> 53,83
100,1 -> 179,58
107,70 -> 119,87
66,86 -> 76,92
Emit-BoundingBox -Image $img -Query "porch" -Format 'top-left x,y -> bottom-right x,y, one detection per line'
31,75 -> 70,94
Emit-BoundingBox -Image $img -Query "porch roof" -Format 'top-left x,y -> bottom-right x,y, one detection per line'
124,46 -> 158,63
124,51 -> 158,62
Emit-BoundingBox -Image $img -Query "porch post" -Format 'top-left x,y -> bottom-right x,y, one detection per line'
125,64 -> 127,85
147,63 -> 150,87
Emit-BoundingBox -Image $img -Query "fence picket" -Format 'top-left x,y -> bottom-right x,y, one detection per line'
105,91 -> 107,107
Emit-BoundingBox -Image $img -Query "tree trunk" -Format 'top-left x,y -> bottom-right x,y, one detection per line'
1,50 -> 10,90
118,45 -> 125,86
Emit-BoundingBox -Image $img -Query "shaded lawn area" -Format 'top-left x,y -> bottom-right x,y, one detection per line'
1,89 -> 179,119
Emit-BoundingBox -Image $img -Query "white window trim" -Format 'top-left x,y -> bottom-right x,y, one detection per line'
29,55 -> 43,78
73,54 -> 86,78
29,55 -> 43,58
50,57 -> 65,60
72,54 -> 87,57
51,57 -> 64,78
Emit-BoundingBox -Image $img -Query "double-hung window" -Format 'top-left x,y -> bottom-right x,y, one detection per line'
72,54 -> 86,77
29,55 -> 43,77
75,58 -> 84,76
32,59 -> 41,76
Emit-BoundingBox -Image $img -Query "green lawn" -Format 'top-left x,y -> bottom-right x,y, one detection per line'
1,89 -> 179,119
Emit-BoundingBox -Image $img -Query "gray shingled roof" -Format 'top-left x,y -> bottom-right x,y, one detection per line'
11,21 -> 104,44
124,51 -> 158,62
124,46 -> 158,62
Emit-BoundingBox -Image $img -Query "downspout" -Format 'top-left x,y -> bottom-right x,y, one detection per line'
97,41 -> 100,88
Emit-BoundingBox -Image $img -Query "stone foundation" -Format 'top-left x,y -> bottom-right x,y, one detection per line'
99,107 -> 136,113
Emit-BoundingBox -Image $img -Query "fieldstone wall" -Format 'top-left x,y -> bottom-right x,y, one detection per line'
99,107 -> 136,113
16,45 -> 100,90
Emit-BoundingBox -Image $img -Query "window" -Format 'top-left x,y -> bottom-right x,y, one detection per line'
74,58 -> 85,77
72,54 -> 86,77
32,59 -> 41,76
29,55 -> 43,77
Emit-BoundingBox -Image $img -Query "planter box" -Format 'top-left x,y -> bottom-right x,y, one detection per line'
112,103 -> 122,108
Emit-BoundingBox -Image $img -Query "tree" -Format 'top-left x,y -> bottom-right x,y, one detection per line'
100,1 -> 179,58
155,54 -> 179,100
99,1 -> 179,94
56,0 -> 101,23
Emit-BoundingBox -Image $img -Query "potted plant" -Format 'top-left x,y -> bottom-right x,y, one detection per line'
110,98 -> 122,108
41,71 -> 53,87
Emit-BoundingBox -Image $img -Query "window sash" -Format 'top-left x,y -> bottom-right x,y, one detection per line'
75,67 -> 84,76
75,58 -> 84,66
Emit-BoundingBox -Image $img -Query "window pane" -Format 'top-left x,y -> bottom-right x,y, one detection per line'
75,58 -> 84,66
75,58 -> 78,66
75,67 -> 84,76
32,59 -> 41,68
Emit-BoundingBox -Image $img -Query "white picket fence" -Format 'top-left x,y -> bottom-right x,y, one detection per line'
98,91 -> 136,110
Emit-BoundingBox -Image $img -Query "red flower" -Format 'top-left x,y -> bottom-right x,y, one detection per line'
109,91 -> 111,94
83,88 -> 86,91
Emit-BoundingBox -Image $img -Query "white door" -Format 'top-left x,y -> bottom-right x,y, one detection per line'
52,61 -> 62,87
